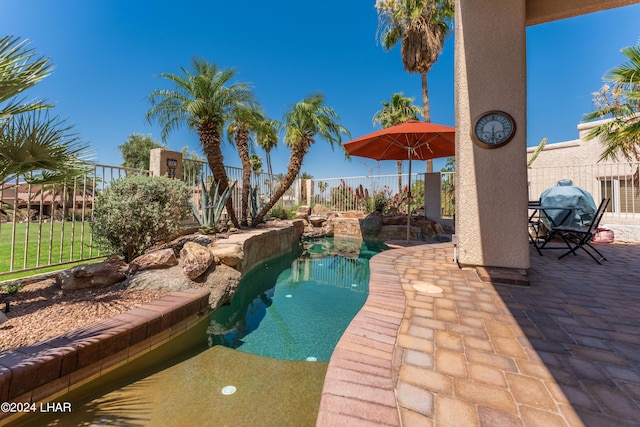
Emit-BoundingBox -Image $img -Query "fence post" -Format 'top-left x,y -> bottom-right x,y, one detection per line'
298,178 -> 313,206
149,148 -> 183,179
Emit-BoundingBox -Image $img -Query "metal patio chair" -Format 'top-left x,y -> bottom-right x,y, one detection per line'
553,198 -> 610,264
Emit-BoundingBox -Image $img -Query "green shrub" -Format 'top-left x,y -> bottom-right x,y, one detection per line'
1,283 -> 22,294
91,174 -> 192,262
269,205 -> 293,220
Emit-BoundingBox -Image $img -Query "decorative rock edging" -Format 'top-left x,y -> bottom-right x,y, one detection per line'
0,288 -> 210,424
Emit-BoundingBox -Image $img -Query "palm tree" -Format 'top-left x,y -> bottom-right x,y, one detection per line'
376,0 -> 454,172
227,105 -> 263,226
255,118 -> 280,178
373,92 -> 423,190
255,117 -> 281,195
584,42 -> 640,161
146,59 -> 254,228
251,93 -> 350,225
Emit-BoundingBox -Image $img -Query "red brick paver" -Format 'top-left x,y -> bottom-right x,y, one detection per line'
317,242 -> 640,426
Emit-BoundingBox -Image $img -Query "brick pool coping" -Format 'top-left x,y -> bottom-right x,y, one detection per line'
317,242 -> 413,426
0,288 -> 210,424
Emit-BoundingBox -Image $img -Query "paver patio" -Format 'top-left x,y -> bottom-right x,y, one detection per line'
317,241 -> 640,426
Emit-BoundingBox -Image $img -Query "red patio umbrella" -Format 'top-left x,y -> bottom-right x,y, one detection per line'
342,120 -> 455,241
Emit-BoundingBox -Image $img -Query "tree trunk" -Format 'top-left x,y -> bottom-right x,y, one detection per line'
236,128 -> 251,227
252,140 -> 311,225
421,71 -> 433,173
199,122 -> 239,228
397,160 -> 403,192
265,150 -> 273,198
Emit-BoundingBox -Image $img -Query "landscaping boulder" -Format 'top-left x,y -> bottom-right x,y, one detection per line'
58,259 -> 127,290
295,205 -> 311,219
168,235 -> 212,257
125,264 -> 194,291
360,211 -> 383,237
309,215 -> 327,227
180,242 -> 214,280
202,264 -> 242,309
311,205 -> 332,216
210,244 -> 244,270
128,248 -> 178,275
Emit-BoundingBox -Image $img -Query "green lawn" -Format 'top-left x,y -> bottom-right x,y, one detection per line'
0,221 -> 103,279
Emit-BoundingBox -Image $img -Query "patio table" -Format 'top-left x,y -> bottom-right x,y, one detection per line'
528,204 -> 576,255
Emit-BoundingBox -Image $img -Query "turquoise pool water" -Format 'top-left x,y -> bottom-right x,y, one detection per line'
208,237 -> 388,361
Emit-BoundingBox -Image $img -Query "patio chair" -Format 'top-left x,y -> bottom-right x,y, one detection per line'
553,198 -> 610,264
528,199 -> 544,255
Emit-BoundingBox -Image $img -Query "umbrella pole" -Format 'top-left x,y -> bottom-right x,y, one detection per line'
407,153 -> 412,242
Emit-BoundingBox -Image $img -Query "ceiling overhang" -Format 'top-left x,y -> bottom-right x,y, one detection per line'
526,0 -> 640,26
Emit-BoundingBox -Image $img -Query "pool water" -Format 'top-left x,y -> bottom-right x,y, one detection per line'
208,237 -> 388,361
12,238 -> 388,427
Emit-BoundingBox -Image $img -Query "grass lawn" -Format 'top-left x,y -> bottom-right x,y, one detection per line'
0,221 -> 103,280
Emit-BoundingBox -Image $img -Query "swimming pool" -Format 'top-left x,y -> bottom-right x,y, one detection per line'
208,237 -> 388,361
17,237 -> 388,426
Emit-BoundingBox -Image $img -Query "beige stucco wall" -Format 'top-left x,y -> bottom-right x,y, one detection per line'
455,0 -> 530,270
527,119 -> 614,168
149,148 -> 183,179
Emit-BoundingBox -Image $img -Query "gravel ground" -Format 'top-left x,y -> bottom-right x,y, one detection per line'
0,279 -> 170,353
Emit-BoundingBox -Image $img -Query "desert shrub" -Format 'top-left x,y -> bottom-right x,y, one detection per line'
91,174 -> 191,262
269,205 -> 294,220
330,180 -> 357,210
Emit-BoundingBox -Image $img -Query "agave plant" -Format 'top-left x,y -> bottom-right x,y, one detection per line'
191,178 -> 237,234
248,185 -> 264,223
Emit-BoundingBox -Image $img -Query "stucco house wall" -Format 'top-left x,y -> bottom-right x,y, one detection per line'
527,118 -> 640,242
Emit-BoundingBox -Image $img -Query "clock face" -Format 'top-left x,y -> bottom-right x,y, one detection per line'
472,111 -> 516,148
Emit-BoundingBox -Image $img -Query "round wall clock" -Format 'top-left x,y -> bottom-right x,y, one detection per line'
472,110 -> 516,148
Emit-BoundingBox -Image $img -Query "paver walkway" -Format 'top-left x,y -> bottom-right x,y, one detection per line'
317,241 -> 640,426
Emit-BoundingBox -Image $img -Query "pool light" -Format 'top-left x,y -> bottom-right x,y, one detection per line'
221,385 -> 237,395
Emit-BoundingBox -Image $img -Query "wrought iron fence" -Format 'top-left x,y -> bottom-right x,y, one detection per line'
182,158 -> 298,222
0,164 -> 149,277
310,173 -> 426,214
528,162 -> 640,223
441,171 -> 455,218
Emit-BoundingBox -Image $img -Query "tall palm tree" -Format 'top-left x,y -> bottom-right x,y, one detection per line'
227,105 -> 263,226
251,93 -> 350,225
376,0 -> 454,172
373,92 -> 423,189
255,117 -> 281,197
584,42 -> 640,161
147,59 -> 254,228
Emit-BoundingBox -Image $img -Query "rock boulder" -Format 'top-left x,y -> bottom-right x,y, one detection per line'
202,264 -> 242,309
58,259 -> 127,290
180,242 -> 214,280
210,244 -> 244,270
128,248 -> 178,275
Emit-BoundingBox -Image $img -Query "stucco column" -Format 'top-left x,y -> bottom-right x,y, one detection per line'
454,0 -> 529,269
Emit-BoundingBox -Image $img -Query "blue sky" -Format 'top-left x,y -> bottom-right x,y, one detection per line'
3,1 -> 640,179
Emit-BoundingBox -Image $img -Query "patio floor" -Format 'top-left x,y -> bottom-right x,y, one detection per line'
316,241 -> 640,426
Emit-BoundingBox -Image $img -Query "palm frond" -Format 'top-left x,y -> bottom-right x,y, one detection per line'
0,111 -> 92,184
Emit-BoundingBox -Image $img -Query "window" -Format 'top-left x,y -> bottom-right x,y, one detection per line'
600,177 -> 640,214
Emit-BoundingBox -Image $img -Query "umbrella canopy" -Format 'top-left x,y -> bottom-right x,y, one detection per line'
343,120 -> 455,161
342,120 -> 456,241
